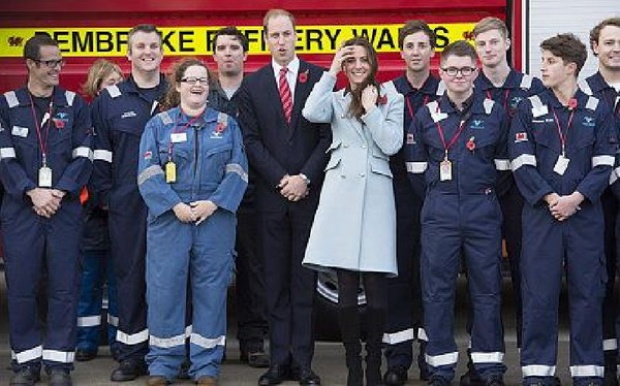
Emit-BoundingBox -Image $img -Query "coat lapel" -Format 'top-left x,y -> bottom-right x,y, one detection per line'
288,60 -> 312,138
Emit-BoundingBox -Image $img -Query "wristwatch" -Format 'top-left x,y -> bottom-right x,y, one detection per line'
299,173 -> 311,185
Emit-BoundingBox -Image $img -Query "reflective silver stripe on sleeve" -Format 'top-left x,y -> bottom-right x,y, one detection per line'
529,95 -> 548,117
4,91 -> 19,108
138,165 -> 164,186
592,155 -> 614,167
511,154 -> 537,171
406,161 -> 428,174
72,146 -> 93,160
0,147 -> 16,159
93,149 -> 113,163
494,159 -> 511,171
65,90 -> 76,107
225,163 -> 248,182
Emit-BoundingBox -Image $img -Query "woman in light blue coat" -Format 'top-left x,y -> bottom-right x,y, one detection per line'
301,37 -> 404,386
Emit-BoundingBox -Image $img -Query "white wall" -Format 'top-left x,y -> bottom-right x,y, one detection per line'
524,0 -> 620,80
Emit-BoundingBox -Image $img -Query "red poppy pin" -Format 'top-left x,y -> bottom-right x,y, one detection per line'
298,69 -> 309,84
52,118 -> 65,129
567,98 -> 578,110
215,122 -> 227,134
377,94 -> 388,105
466,136 -> 476,151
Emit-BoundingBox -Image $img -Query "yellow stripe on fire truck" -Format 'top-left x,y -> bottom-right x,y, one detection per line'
0,23 -> 476,57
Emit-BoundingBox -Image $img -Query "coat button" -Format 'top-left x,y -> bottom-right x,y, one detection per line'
360,173 -> 365,178
343,143 -> 349,148
361,145 -> 367,149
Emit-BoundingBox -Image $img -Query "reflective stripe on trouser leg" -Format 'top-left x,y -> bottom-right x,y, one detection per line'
189,210 -> 235,379
420,193 -> 462,381
109,193 -> 148,361
145,211 -> 192,380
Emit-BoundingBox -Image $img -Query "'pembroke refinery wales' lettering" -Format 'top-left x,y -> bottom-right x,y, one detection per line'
0,23 -> 474,57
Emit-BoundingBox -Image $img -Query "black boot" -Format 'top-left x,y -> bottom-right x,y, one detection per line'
339,306 -> 363,386
365,308 -> 386,386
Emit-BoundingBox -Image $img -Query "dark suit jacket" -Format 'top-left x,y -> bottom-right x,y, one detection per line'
238,59 -> 331,212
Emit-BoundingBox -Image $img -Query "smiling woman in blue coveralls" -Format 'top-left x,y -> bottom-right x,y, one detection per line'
137,57 -> 248,386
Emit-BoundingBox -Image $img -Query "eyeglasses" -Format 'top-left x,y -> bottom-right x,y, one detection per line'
34,59 -> 66,69
181,77 -> 209,85
441,66 -> 476,77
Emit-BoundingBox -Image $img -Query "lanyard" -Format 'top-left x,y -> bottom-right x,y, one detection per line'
28,93 -> 53,166
405,94 -> 430,120
551,107 -> 575,156
167,111 -> 202,160
486,89 -> 510,110
434,105 -> 467,160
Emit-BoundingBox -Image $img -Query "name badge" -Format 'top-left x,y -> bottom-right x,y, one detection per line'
12,126 -> 29,137
440,159 -> 453,181
165,161 -> 177,183
553,155 -> 570,176
39,166 -> 53,187
171,132 -> 187,143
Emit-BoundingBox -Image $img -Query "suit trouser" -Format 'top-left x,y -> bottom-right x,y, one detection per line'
235,204 -> 268,350
108,187 -> 148,362
3,199 -> 82,372
520,203 -> 605,383
260,204 -> 317,369
421,191 -> 505,382
146,210 -> 234,381
384,177 -> 423,369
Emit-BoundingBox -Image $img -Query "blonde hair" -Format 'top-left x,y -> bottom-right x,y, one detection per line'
473,17 -> 509,39
82,59 -> 123,98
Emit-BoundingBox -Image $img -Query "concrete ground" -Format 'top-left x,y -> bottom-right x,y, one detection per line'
0,273 -> 576,385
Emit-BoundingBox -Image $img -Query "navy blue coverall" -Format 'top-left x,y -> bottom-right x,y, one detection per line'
579,73 -> 620,365
91,75 -> 167,362
0,87 -> 92,372
406,93 -> 510,382
509,89 -> 615,385
138,107 -> 247,381
474,70 -> 545,348
382,75 -> 442,373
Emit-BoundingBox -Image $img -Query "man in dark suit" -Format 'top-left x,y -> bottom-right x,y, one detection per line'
238,8 -> 331,386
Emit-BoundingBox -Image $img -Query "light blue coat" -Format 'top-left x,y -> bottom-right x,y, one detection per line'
301,72 -> 404,276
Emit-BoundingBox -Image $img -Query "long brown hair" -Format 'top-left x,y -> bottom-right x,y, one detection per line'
161,57 -> 212,111
343,37 -> 380,119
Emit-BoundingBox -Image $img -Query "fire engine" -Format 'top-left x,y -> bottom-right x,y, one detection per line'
0,0 -> 615,339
